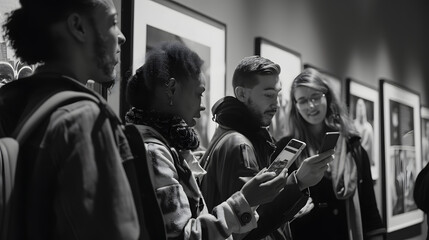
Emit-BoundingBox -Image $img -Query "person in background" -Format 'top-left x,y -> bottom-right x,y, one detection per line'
200,56 -> 334,240
414,161 -> 429,240
125,42 -> 289,240
354,98 -> 375,166
274,68 -> 385,240
1,0 -> 140,239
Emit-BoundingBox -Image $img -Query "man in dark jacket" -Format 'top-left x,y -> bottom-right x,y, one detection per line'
414,162 -> 429,240
200,56 -> 334,239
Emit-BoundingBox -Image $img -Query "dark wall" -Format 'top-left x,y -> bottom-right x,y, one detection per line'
117,0 -> 429,239
165,0 -> 429,106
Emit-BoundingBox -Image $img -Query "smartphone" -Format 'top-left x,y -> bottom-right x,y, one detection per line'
319,132 -> 340,153
267,139 -> 306,175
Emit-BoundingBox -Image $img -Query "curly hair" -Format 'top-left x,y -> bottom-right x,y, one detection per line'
126,41 -> 204,110
2,0 -> 99,64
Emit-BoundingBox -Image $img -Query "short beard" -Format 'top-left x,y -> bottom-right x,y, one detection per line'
246,98 -> 268,126
91,18 -> 116,82
95,38 -> 115,79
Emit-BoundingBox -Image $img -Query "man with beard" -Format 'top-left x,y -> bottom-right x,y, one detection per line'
200,56 -> 334,239
0,0 -> 141,239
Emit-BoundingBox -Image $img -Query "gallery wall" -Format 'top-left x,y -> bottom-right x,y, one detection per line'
159,0 -> 429,105
1,0 -> 427,239
122,0 -> 428,239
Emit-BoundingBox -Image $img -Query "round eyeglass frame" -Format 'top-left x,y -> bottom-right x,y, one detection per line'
295,93 -> 326,110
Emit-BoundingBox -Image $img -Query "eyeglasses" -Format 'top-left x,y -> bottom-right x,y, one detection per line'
295,93 -> 325,110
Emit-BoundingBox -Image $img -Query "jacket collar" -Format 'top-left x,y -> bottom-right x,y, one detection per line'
212,97 -> 275,167
212,96 -> 261,134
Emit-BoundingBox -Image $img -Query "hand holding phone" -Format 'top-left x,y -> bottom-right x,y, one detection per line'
267,139 -> 306,175
319,132 -> 340,153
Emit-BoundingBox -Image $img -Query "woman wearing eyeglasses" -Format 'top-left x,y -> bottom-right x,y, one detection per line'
273,68 -> 385,240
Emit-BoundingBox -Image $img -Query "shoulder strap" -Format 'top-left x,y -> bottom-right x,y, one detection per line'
1,90 -> 101,240
7,91 -> 99,197
8,73 -> 118,142
135,125 -> 194,193
200,130 -> 235,170
123,124 -> 166,240
12,91 -> 99,143
134,125 -> 167,145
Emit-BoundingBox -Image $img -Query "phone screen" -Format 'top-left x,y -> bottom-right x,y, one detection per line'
288,139 -> 304,150
267,139 -> 306,174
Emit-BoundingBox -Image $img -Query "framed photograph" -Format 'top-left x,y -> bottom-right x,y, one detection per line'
255,37 -> 302,141
421,106 -> 429,168
380,79 -> 423,233
0,1 -> 35,86
346,78 -> 380,180
304,64 -> 343,101
121,0 -> 226,149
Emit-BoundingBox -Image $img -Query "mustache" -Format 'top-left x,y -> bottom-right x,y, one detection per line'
265,108 -> 278,113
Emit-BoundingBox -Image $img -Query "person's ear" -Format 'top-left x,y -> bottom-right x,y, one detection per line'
234,86 -> 249,103
67,13 -> 87,42
166,78 -> 177,105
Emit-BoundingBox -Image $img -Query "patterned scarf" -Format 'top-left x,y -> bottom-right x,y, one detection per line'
125,107 -> 200,151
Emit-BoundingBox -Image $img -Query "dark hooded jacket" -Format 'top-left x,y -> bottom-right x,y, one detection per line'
200,96 -> 308,240
414,162 -> 429,240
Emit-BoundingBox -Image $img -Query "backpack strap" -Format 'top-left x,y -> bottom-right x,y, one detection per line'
123,124 -> 166,240
8,73 -> 118,141
1,90 -> 101,240
134,125 -> 201,220
13,91 -> 99,142
7,91 -> 100,194
135,125 -> 194,187
199,130 -> 235,170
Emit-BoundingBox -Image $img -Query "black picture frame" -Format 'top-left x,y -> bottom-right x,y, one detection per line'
346,78 -> 380,180
255,37 -> 302,140
380,79 -> 423,233
120,0 -> 227,149
421,106 -> 429,169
